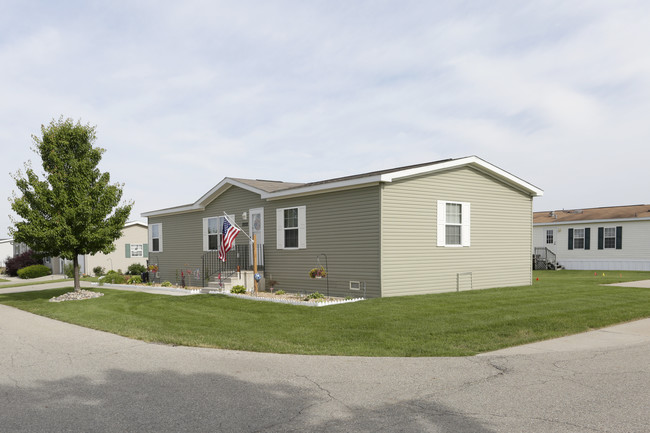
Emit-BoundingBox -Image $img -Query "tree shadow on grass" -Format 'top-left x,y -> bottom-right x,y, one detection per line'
0,369 -> 495,432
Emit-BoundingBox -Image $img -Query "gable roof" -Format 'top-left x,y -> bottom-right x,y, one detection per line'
142,156 -> 543,217
534,204 -> 650,224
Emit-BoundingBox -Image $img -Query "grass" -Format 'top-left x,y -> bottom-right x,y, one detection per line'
0,278 -> 8,283
0,278 -> 73,288
1,270 -> 649,357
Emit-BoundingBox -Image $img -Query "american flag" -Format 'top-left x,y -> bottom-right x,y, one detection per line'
218,219 -> 241,262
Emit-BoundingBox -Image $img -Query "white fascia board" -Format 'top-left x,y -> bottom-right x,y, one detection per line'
124,221 -> 148,228
262,176 -> 384,199
142,178 -> 269,218
535,217 -> 650,226
380,156 -> 544,197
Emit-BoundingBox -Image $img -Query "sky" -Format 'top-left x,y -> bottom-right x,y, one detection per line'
1,0 -> 649,239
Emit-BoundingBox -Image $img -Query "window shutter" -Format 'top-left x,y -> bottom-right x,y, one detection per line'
616,226 -> 623,249
298,206 -> 307,249
568,228 -> 574,250
276,208 -> 284,249
584,227 -> 591,250
461,202 -> 471,247
436,201 -> 446,247
148,225 -> 153,249
202,218 -> 209,251
158,224 -> 163,252
125,243 -> 131,258
598,227 -> 604,250
143,243 -> 149,258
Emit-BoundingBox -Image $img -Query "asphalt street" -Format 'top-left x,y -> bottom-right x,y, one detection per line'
1,282 -> 649,432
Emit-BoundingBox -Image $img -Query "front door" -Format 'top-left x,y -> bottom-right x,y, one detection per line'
249,208 -> 264,266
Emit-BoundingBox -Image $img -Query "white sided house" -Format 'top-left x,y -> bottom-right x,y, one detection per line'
143,156 -> 543,298
533,205 -> 650,271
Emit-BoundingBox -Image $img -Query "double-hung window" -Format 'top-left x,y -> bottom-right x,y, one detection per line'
437,200 -> 470,247
568,227 -> 590,250
276,206 -> 306,249
203,215 -> 234,251
546,229 -> 554,244
149,223 -> 163,252
598,226 -> 622,250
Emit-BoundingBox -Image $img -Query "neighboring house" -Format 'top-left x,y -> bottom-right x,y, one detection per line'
143,156 -> 542,298
0,239 -> 13,267
533,204 -> 650,271
13,221 -> 149,275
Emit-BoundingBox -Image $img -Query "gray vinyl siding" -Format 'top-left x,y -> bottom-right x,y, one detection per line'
147,186 -> 267,285
265,186 -> 382,298
381,166 -> 533,296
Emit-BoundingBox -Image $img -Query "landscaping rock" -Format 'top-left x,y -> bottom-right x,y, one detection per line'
49,290 -> 104,303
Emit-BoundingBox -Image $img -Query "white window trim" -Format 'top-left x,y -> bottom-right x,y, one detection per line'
603,226 -> 616,249
437,200 -> 470,247
546,229 -> 554,245
573,228 -> 585,250
130,243 -> 144,257
276,206 -> 306,250
148,223 -> 163,252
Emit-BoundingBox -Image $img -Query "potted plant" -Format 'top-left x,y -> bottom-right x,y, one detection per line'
308,266 -> 327,279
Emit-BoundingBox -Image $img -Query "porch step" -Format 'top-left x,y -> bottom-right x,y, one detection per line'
205,270 -> 264,294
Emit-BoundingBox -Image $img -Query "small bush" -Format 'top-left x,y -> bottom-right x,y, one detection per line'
305,291 -> 325,300
127,263 -> 147,275
93,266 -> 105,277
64,263 -> 75,278
103,270 -> 126,284
161,281 -> 172,287
127,275 -> 142,285
5,250 -> 42,277
231,285 -> 247,294
17,264 -> 51,279
275,290 -> 286,295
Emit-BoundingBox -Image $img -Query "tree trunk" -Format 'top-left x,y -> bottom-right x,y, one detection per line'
73,255 -> 81,292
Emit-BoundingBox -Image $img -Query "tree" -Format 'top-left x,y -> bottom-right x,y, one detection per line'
9,117 -> 132,292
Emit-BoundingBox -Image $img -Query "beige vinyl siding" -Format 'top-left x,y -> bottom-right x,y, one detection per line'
147,186 -> 267,285
534,220 -> 650,270
85,224 -> 148,274
381,166 -> 533,296
265,185 -> 381,298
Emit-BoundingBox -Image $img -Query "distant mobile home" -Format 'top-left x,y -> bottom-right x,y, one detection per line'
534,205 -> 650,271
142,156 -> 543,298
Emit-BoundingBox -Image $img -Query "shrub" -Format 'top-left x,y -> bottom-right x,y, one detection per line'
103,270 -> 126,284
305,291 -> 325,300
93,266 -> 105,277
275,290 -> 286,295
5,250 -> 42,277
127,263 -> 147,275
64,263 -> 75,278
161,281 -> 172,287
17,264 -> 51,279
230,285 -> 247,294
127,275 -> 142,285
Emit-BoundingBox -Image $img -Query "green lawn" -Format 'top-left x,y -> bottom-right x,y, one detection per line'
0,278 -> 73,288
1,270 -> 649,357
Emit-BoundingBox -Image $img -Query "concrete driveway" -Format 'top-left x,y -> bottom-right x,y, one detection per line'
1,288 -> 649,432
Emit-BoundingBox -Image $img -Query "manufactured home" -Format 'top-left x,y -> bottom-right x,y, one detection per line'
143,156 -> 543,297
534,205 -> 650,271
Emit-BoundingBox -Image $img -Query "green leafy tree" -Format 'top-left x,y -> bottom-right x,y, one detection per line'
9,117 -> 133,292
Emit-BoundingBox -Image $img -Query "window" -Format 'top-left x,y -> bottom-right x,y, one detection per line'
130,244 -> 143,257
603,227 -> 616,249
276,206 -> 306,249
598,226 -> 622,250
284,208 -> 299,248
437,201 -> 470,247
573,228 -> 585,249
568,227 -> 590,250
349,281 -> 361,291
203,215 -> 235,251
149,223 -> 162,252
546,229 -> 554,244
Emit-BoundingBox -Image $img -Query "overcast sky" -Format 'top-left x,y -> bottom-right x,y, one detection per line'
2,1 -> 649,239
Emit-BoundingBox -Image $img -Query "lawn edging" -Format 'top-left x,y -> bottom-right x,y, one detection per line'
212,290 -> 366,307
91,282 -> 202,295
